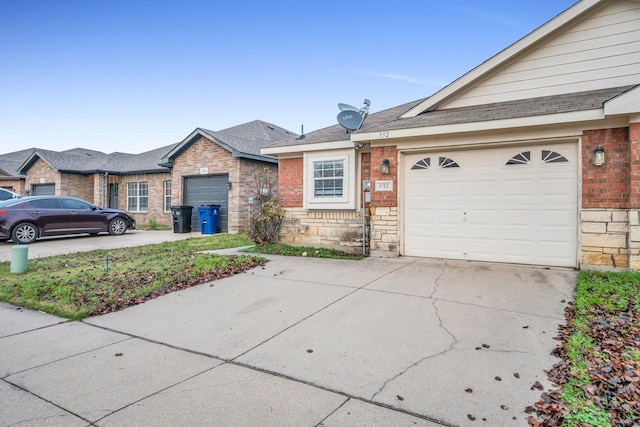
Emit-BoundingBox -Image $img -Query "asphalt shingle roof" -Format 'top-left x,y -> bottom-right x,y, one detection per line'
0,120 -> 295,177
161,120 -> 298,165
265,86 -> 636,149
266,99 -> 426,148
362,86 -> 637,133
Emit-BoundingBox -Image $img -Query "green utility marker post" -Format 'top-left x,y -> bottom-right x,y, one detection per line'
10,245 -> 28,274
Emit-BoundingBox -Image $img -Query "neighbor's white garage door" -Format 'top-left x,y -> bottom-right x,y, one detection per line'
403,144 -> 578,267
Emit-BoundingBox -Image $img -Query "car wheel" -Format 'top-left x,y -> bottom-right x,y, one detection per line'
108,218 -> 128,235
12,223 -> 38,244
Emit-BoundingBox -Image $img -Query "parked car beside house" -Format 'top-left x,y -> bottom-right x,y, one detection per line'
0,196 -> 136,244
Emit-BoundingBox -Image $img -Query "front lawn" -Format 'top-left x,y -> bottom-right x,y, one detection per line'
529,270 -> 640,426
0,234 -> 262,320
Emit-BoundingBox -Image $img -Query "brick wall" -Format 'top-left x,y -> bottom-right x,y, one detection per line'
0,179 -> 24,194
581,125 -> 640,270
278,157 -> 303,207
119,172 -> 172,227
582,128 -> 629,209
60,173 -> 94,200
275,147 -> 400,256
170,136 -> 277,233
370,146 -> 398,207
25,159 -> 58,193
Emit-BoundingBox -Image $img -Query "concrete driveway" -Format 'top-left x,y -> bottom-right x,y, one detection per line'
0,244 -> 576,426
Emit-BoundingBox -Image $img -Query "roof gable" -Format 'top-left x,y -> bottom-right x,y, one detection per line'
402,0 -> 640,117
217,120 -> 297,143
162,120 -> 296,165
19,149 -> 107,174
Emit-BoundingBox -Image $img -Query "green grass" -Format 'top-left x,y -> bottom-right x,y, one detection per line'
0,233 -> 260,319
559,270 -> 640,426
243,242 -> 364,259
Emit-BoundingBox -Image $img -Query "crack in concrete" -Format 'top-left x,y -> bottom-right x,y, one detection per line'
371,264 -> 459,402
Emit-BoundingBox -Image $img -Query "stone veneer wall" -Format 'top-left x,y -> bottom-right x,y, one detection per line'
280,208 -> 368,255
581,209 -> 629,269
369,206 -> 399,257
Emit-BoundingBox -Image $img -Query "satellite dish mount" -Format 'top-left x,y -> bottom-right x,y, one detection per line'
337,99 -> 370,132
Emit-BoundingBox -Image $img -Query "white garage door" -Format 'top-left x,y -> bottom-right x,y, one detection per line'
403,143 -> 578,267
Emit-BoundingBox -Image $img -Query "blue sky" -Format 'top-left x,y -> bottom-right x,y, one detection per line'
1,1 -> 577,154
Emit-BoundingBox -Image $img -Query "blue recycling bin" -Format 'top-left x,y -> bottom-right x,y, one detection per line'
197,205 -> 220,234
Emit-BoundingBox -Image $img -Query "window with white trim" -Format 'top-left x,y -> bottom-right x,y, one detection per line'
304,150 -> 355,210
314,160 -> 344,197
127,182 -> 148,212
163,180 -> 171,212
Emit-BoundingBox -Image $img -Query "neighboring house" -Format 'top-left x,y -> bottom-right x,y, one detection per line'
0,148 -> 33,194
2,120 -> 295,233
263,0 -> 640,270
159,120 -> 294,232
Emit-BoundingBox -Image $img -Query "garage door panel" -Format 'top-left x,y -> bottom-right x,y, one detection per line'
184,175 -> 229,232
404,144 -> 577,267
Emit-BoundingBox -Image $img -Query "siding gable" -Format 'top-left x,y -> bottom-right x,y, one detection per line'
444,0 -> 640,109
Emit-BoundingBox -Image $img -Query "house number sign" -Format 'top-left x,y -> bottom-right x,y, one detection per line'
375,180 -> 393,192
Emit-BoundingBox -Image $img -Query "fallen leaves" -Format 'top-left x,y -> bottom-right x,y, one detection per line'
88,258 -> 265,316
527,293 -> 640,426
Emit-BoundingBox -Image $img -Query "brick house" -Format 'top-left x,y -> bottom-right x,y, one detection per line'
4,120 -> 294,233
263,0 -> 640,270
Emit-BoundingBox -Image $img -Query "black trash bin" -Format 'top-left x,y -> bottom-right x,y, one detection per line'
170,205 -> 193,233
197,205 -> 220,234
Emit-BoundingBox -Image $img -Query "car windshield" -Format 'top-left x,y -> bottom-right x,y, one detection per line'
0,189 -> 19,200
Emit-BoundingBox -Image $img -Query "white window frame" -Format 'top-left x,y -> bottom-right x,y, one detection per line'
163,180 -> 172,212
304,149 -> 355,210
127,182 -> 148,212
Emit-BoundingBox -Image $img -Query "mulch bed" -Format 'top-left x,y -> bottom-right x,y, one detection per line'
527,301 -> 640,426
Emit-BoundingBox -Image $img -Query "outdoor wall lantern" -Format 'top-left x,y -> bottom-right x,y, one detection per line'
593,146 -> 606,166
381,159 -> 391,175
227,181 -> 232,190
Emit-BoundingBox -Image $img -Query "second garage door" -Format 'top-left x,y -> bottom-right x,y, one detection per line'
184,175 -> 229,233
403,143 -> 578,267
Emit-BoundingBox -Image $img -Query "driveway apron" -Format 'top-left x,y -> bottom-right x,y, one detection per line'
1,254 -> 575,426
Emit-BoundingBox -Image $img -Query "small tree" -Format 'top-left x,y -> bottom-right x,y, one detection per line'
248,168 -> 284,246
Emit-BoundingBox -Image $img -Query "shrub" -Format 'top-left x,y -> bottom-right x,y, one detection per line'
248,168 -> 284,246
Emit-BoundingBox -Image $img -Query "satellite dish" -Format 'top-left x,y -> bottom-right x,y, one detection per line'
337,110 -> 364,131
338,103 -> 359,112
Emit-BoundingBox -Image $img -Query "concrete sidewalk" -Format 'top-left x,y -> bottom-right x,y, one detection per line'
0,253 -> 576,426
